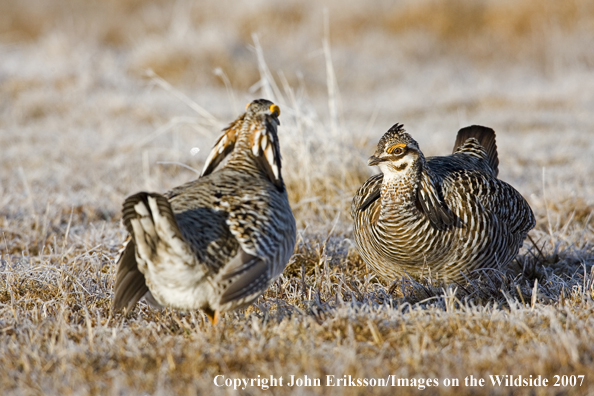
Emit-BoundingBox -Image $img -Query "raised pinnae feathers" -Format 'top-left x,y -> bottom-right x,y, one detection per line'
416,171 -> 458,230
201,116 -> 243,177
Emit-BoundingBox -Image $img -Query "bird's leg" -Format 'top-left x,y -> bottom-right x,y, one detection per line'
204,308 -> 220,325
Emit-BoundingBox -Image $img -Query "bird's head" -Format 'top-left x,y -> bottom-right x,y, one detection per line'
245,99 -> 281,128
368,124 -> 423,181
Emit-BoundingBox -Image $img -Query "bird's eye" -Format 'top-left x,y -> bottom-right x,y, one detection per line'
387,144 -> 406,155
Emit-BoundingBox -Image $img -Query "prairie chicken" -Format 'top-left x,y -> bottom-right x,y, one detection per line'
113,99 -> 296,323
351,124 -> 535,283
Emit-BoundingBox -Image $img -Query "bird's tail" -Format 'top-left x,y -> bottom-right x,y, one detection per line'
113,192 -> 189,313
453,125 -> 499,176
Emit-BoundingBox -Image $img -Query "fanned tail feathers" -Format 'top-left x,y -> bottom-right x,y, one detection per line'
453,125 -> 499,176
113,192 -> 188,314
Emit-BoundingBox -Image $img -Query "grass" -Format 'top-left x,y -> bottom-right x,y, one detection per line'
1,0 -> 594,395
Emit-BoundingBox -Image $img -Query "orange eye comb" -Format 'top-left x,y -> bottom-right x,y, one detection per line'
269,104 -> 280,116
387,143 -> 406,153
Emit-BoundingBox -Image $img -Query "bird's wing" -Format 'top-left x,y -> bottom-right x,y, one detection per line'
214,249 -> 270,305
212,190 -> 296,305
443,170 -> 535,235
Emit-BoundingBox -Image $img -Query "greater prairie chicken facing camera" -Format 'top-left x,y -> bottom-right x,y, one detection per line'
351,124 -> 535,283
113,99 -> 296,323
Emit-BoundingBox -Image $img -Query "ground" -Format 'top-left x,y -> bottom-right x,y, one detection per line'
1,0 -> 594,395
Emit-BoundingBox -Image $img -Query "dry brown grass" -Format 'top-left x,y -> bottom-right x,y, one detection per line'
2,0 -> 594,394
1,209 -> 593,395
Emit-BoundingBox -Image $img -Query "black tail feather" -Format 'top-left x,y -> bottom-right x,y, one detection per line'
453,125 -> 499,176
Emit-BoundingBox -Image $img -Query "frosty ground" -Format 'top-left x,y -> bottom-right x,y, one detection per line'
1,1 -> 594,395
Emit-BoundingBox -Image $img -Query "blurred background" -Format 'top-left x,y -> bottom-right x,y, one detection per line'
1,0 -> 593,235
2,3 -> 594,393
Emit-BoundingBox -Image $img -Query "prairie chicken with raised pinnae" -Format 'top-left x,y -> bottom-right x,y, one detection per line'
351,124 -> 535,283
113,99 -> 296,323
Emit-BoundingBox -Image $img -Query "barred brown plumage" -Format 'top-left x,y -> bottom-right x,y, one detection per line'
112,99 -> 296,323
351,124 -> 535,283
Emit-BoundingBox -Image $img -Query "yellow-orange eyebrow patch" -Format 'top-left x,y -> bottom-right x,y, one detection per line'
387,143 -> 406,153
269,104 -> 280,116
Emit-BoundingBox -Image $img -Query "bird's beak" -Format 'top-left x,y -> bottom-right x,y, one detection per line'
368,155 -> 386,166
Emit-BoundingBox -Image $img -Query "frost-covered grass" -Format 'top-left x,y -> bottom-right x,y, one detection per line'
1,1 -> 594,395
